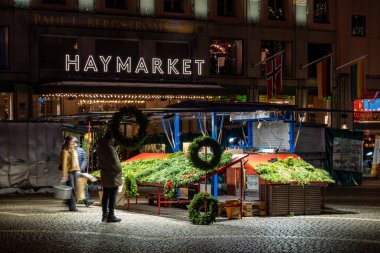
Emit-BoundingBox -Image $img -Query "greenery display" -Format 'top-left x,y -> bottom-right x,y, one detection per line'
255,157 -> 335,185
188,192 -> 218,225
188,136 -> 222,171
91,151 -> 233,198
110,106 -> 148,149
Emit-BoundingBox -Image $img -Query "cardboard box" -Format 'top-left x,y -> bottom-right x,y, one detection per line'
98,184 -> 125,208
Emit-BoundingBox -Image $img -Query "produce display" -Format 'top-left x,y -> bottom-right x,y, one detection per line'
92,151 -> 233,198
254,157 -> 335,185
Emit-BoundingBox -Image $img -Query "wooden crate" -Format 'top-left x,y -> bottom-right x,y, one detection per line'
268,185 -> 289,216
289,185 -> 305,215
305,185 -> 321,215
267,184 -> 322,216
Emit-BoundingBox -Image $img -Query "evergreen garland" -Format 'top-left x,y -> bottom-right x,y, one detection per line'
188,136 -> 222,171
188,192 -> 218,225
110,106 -> 148,149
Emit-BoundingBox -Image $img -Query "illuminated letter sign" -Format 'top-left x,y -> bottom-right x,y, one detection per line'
65,55 -> 205,76
116,56 -> 131,73
65,54 -> 79,71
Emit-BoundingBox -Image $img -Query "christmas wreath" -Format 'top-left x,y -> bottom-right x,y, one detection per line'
110,106 -> 148,149
188,136 -> 222,171
188,192 -> 218,225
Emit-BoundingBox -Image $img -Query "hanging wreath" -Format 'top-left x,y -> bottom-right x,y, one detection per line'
188,192 -> 218,225
110,106 -> 148,149
188,136 -> 222,171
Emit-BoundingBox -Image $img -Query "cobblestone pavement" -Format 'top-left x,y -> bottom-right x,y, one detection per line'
0,189 -> 379,253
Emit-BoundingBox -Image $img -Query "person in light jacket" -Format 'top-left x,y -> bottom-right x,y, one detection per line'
73,137 -> 94,207
97,131 -> 123,223
61,136 -> 81,212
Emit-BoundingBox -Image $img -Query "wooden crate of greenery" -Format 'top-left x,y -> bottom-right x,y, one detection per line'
268,184 -> 290,216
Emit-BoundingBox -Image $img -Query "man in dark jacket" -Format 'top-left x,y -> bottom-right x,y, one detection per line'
96,131 -> 123,223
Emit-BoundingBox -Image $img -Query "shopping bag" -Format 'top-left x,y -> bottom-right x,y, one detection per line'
76,177 -> 87,200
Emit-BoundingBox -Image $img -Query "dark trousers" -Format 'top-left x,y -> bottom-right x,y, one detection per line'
102,187 -> 118,215
67,171 -> 77,210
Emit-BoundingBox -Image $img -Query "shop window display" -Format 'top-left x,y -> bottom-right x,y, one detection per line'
0,93 -> 12,120
209,39 -> 242,76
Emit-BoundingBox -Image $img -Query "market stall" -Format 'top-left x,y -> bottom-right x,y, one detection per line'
123,152 -> 248,216
245,154 -> 334,216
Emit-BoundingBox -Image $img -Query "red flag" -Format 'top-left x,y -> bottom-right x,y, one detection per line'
266,53 -> 282,99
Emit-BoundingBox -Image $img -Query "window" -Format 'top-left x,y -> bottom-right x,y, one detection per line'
95,39 -> 139,75
14,0 -> 30,8
0,27 -> 9,69
261,40 -> 292,76
78,0 -> 94,11
268,0 -> 284,20
352,15 -> 366,37
164,0 -> 184,13
0,92 -> 12,120
313,0 -> 328,23
156,42 -> 190,79
106,0 -> 126,9
42,0 -> 65,4
209,39 -> 243,76
39,37 -> 78,69
307,43 -> 331,78
217,0 -> 236,17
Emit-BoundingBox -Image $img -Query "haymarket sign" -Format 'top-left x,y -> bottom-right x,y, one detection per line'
65,55 -> 205,76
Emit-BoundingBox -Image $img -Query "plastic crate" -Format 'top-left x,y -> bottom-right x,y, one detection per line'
53,185 -> 72,200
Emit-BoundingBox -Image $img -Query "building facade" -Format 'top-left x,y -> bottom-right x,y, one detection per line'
0,0 -> 378,132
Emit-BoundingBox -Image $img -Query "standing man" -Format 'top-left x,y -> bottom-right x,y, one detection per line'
96,131 -> 122,223
73,137 -> 94,207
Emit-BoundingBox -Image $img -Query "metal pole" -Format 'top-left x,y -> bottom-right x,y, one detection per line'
86,119 -> 91,173
211,112 -> 218,198
173,113 -> 180,152
289,112 -> 295,153
301,53 -> 333,69
336,55 -> 368,70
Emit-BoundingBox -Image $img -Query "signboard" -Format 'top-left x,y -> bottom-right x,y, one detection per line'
65,55 -> 205,76
230,111 -> 271,121
245,174 -> 259,200
332,137 -> 363,172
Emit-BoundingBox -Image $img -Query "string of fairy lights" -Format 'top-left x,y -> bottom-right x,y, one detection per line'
40,93 -> 220,106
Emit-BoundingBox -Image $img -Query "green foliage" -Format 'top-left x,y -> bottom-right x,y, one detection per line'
188,192 -> 218,225
91,151 -> 233,198
188,136 -> 223,171
255,157 -> 335,185
110,106 -> 149,149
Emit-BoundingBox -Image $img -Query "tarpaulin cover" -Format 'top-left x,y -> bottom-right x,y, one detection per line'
0,122 -> 62,188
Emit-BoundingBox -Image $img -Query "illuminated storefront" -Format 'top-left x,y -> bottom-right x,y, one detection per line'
353,98 -> 380,174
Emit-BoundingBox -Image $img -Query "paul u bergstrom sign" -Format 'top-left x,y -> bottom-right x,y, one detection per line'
65,55 -> 205,75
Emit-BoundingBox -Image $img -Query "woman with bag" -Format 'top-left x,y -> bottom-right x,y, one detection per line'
60,136 -> 81,212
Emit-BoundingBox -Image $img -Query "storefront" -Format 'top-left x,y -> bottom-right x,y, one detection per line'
353,98 -> 380,174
